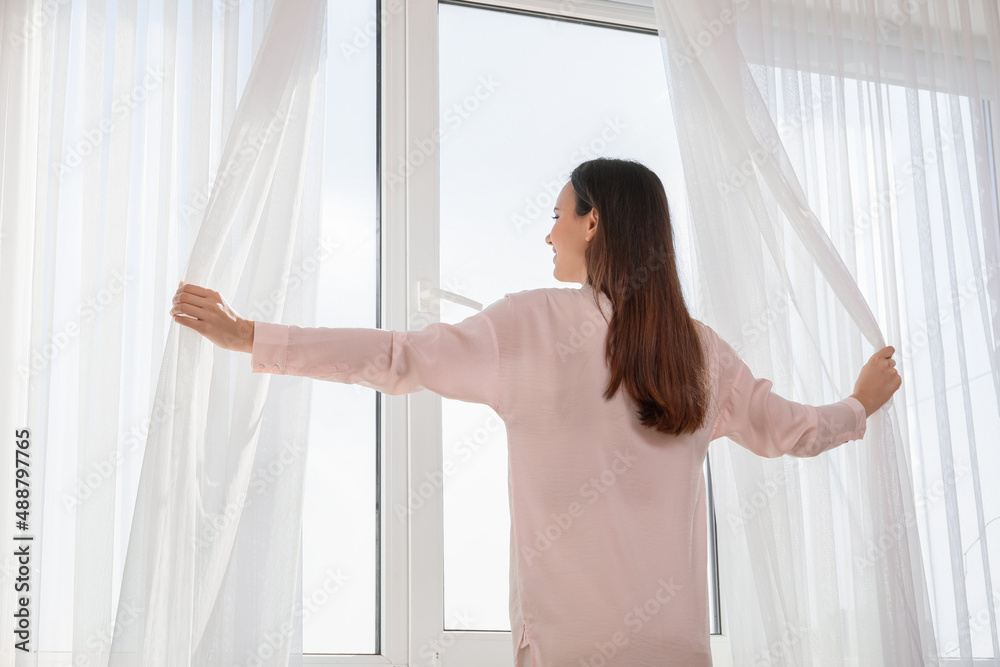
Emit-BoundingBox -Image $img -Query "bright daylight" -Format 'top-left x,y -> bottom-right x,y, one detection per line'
2,0 -> 999,666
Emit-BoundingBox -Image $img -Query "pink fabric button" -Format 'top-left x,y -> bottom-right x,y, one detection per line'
271,364 -> 280,372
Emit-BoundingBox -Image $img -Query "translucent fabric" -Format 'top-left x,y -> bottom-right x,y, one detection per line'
0,0 -> 327,664
650,0 -> 999,664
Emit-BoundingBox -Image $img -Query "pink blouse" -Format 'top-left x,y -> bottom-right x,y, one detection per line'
250,282 -> 868,667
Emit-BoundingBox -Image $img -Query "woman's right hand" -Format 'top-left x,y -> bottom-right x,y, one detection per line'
850,345 -> 901,418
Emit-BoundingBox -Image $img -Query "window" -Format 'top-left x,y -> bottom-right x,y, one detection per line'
436,0 -> 721,634
301,0 -> 379,655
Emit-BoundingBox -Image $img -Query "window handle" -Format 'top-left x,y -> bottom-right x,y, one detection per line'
415,279 -> 484,315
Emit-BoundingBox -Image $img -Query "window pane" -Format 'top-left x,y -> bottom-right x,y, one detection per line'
438,2 -> 717,633
39,0 -> 379,654
301,0 -> 379,654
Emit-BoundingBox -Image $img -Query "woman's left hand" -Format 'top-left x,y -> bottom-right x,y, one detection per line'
171,281 -> 254,354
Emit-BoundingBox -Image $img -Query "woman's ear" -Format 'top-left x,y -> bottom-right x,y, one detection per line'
586,212 -> 598,242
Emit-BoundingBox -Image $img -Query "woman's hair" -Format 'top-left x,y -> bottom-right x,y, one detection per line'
573,157 -> 711,435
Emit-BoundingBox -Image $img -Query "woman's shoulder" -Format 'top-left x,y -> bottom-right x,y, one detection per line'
690,319 -> 724,355
480,285 -> 608,330
690,317 -> 711,339
502,285 -> 581,298
689,319 -> 744,383
493,285 -> 589,308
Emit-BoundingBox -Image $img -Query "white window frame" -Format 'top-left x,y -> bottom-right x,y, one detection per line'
387,1 -> 735,665
316,0 -> 1000,664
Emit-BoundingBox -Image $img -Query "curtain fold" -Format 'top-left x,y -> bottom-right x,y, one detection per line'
652,0 -> 999,664
1,0 -> 327,664
112,0 -> 327,662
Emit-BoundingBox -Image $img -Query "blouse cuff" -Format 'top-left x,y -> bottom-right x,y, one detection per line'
840,396 -> 868,441
250,321 -> 290,374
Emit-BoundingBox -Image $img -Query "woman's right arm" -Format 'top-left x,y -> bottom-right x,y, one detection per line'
248,295 -> 513,417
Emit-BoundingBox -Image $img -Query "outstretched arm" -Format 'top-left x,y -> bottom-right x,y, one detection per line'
707,327 -> 869,458
171,281 -> 509,414
249,309 -> 504,413
711,353 -> 867,458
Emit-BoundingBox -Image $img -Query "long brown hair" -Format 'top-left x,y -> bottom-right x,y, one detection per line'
573,157 -> 710,435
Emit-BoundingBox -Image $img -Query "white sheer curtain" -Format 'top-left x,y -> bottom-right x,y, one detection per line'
651,0 -> 999,664
1,0 -> 326,664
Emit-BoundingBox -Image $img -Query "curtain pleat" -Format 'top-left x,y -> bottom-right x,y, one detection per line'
109,0 -> 326,662
654,0 -> 999,664
0,0 -> 326,664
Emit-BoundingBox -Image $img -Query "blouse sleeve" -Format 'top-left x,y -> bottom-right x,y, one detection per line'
707,325 -> 867,458
249,295 -> 511,416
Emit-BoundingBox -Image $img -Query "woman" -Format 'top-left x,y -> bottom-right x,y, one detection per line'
170,157 -> 899,666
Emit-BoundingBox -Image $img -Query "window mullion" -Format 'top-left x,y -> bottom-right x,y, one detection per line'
382,0 -> 413,662
403,0 -> 450,665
